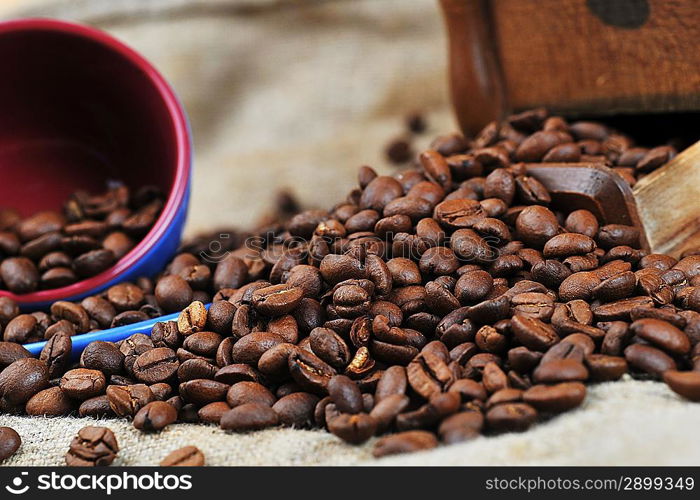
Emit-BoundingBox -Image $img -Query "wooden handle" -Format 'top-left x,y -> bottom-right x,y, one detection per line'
439,0 -> 506,136
633,141 -> 700,257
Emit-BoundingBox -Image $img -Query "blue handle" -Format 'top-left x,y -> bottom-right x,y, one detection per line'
24,303 -> 211,359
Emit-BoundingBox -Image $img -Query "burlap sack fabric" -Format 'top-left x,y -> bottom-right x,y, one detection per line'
0,0 -> 699,466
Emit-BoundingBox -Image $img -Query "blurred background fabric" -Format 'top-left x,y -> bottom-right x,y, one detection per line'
1,0 -> 699,466
0,0 -> 455,235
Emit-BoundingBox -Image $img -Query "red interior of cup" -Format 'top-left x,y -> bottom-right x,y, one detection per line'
0,19 -> 190,304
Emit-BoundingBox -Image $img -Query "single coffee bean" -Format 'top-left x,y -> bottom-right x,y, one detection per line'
0,257 -> 39,293
80,341 -> 124,376
533,359 -> 589,384
177,301 -> 208,336
0,342 -> 31,369
79,396 -> 115,418
327,413 -> 377,444
523,382 -> 586,413
160,445 -> 205,466
106,384 -> 155,417
328,375 -> 363,414
179,379 -> 229,405
132,347 -> 179,384
624,344 -> 676,376
663,370 -> 700,401
251,284 -> 304,316
155,275 -> 193,313
510,315 -> 559,351
107,283 -> 145,311
65,426 -> 118,466
60,368 -> 106,400
0,427 -> 21,462
288,349 -> 337,394
630,318 -> 691,355
0,358 -> 49,410
272,392 -> 320,428
81,296 -> 117,329
231,332 -> 286,365
133,401 -> 178,431
26,386 -> 74,416
220,403 -> 279,432
73,249 -> 115,277
486,402 -> 538,432
226,381 -> 276,408
585,354 -> 628,381
372,430 -> 438,457
438,411 -> 484,444
50,301 -> 90,333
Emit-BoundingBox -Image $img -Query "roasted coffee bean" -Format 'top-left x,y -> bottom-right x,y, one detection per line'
50,301 -> 90,333
511,315 -> 559,351
0,358 -> 49,410
79,396 -> 115,418
369,394 -> 410,432
65,426 -> 118,466
106,384 -> 154,417
533,359 -> 588,383
438,411 -> 484,444
0,257 -> 39,293
60,368 -> 106,400
272,392 -> 320,428
220,403 -> 279,432
81,296 -> 116,329
198,401 -> 231,424
630,318 -> 690,355
231,332 -> 285,365
598,224 -> 640,249
73,249 -> 115,277
178,301 -> 208,335
252,285 -> 304,316
179,379 -> 229,405
0,427 -> 21,462
133,401 -> 178,431
486,402 -> 538,432
516,206 -> 560,248
0,341 -> 31,370
373,430 -> 438,457
132,347 -> 179,383
328,375 -> 363,414
155,276 -> 193,313
663,370 -> 700,401
226,381 -> 276,408
160,445 -> 205,466
327,413 -> 377,444
523,382 -> 586,413
585,354 -> 627,381
289,349 -> 336,394
26,386 -> 74,416
81,341 -> 124,376
107,283 -> 145,312
624,344 -> 676,376
206,300 -> 236,334
309,328 -> 351,369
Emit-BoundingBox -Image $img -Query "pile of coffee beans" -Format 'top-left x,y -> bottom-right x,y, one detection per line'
0,183 -> 163,293
0,108 -> 698,465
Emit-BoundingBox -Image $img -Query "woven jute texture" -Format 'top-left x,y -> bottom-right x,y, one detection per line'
0,0 -> 698,466
1,378 -> 700,466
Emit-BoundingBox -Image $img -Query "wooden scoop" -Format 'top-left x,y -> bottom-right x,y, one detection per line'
524,141 -> 700,258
